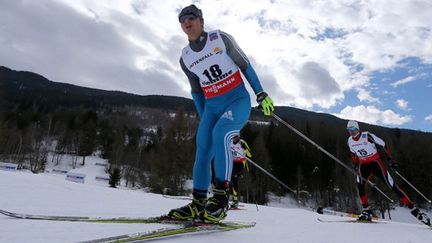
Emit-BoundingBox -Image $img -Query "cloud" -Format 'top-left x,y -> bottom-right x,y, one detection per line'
396,99 -> 410,111
292,61 -> 342,109
334,105 -> 412,126
356,88 -> 380,103
391,76 -> 416,88
425,114 -> 432,122
1,0 -> 432,115
0,0 -> 189,97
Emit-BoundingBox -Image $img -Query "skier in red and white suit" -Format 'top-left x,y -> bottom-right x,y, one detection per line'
346,120 -> 430,225
230,136 -> 251,209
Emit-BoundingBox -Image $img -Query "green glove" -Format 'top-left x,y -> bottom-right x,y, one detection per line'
256,91 -> 274,116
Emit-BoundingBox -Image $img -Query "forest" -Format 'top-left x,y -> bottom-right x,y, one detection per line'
1,66 -> 431,214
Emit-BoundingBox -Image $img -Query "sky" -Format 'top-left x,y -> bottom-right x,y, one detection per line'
0,156 -> 431,243
1,0 -> 431,132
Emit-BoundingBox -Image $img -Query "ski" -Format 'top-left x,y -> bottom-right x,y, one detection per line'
229,206 -> 246,211
79,221 -> 256,243
0,209 -> 183,224
317,218 -> 384,224
1,209 -> 256,241
0,208 -> 255,227
315,207 -> 379,220
162,195 -> 192,201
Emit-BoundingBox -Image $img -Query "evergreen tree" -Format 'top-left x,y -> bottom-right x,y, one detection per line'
77,111 -> 97,165
109,168 -> 121,188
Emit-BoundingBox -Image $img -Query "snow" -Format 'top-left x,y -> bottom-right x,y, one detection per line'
0,157 -> 431,243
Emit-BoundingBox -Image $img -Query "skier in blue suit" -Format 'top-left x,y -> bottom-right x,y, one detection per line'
168,4 -> 274,223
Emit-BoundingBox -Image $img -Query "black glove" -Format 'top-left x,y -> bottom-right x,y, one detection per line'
388,159 -> 398,170
353,163 -> 359,172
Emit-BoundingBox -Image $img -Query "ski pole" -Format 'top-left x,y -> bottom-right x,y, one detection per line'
232,148 -> 296,194
270,113 -> 394,203
393,170 -> 432,204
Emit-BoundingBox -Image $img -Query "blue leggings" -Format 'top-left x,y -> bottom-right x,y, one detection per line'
193,93 -> 251,195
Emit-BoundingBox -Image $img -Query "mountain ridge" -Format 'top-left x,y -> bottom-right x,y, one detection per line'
0,65 -> 429,135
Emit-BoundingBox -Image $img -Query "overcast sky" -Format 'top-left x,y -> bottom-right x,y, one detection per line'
1,0 -> 431,132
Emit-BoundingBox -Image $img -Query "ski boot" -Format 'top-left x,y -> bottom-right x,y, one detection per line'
411,207 -> 431,226
167,194 -> 206,221
230,187 -> 239,209
358,206 -> 373,222
230,200 -> 239,209
199,182 -> 230,223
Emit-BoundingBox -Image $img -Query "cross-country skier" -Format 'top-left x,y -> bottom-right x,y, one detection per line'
230,135 -> 252,209
167,4 -> 274,223
346,120 -> 430,225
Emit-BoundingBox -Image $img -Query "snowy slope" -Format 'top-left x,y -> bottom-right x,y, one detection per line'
1,163 -> 431,243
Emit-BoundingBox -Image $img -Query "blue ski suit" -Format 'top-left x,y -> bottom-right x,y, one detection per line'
180,30 -> 264,196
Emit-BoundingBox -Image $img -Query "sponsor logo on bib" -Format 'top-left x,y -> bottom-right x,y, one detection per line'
202,71 -> 242,98
213,47 -> 223,55
209,32 -> 218,41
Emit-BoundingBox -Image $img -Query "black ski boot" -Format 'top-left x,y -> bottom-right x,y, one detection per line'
230,201 -> 239,209
411,207 -> 431,226
358,206 -> 372,221
167,194 -> 206,221
199,182 -> 229,223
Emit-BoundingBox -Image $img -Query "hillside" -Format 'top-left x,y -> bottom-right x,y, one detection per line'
1,65 -> 432,214
0,66 -> 358,124
2,66 -> 428,135
0,66 -> 195,112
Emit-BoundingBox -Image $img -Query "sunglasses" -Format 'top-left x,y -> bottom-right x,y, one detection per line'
347,127 -> 358,132
179,14 -> 198,23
